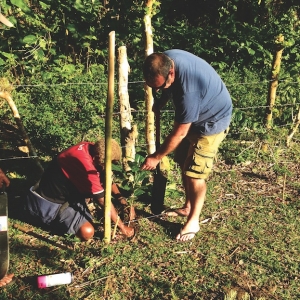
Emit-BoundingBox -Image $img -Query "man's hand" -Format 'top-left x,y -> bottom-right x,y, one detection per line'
140,154 -> 160,171
0,168 -> 10,189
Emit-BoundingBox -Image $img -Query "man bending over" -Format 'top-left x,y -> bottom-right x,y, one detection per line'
21,139 -> 135,241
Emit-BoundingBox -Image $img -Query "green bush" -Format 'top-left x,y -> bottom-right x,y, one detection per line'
2,63 -> 110,156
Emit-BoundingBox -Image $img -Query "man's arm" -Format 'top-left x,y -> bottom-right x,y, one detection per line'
0,168 -> 10,188
111,182 -> 127,205
141,121 -> 191,170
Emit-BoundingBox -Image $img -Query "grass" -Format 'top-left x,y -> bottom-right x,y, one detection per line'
1,130 -> 300,299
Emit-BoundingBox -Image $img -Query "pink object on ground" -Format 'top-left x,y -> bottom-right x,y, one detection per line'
37,272 -> 73,288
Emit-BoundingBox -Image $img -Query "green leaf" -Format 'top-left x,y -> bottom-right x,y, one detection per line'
0,51 -> 14,59
36,48 -> 45,60
10,0 -> 31,12
39,39 -> 47,50
42,72 -> 53,81
133,189 -> 145,197
62,64 -> 76,73
74,0 -> 85,11
247,48 -> 256,55
23,35 -> 37,44
39,2 -> 51,10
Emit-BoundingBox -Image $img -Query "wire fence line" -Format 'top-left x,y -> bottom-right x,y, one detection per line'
102,100 -> 300,115
0,156 -> 38,161
11,78 -> 300,113
0,122 -> 297,163
10,78 -> 300,88
1,78 -> 300,162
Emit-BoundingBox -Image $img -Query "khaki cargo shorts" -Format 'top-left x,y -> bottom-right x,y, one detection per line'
174,129 -> 229,179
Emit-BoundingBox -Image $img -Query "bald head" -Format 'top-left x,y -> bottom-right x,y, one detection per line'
143,53 -> 173,86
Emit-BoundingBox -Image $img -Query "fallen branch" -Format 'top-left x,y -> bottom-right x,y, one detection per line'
0,84 -> 43,175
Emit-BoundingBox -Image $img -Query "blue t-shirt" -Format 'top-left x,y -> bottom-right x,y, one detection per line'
164,49 -> 232,135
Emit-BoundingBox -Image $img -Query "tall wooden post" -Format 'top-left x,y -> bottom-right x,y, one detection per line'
118,46 -> 138,171
265,34 -> 284,129
262,34 -> 284,152
144,0 -> 156,154
104,31 -> 115,244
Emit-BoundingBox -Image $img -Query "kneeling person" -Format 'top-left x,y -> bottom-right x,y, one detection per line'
22,139 -> 135,241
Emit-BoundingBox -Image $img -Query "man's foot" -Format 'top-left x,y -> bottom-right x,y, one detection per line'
0,274 -> 16,288
176,221 -> 200,242
176,230 -> 199,242
165,207 -> 190,217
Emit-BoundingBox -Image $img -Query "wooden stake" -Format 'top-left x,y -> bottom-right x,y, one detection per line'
144,0 -> 156,155
118,46 -> 137,172
262,35 -> 284,152
265,34 -> 284,130
112,216 -> 120,239
104,31 -> 115,244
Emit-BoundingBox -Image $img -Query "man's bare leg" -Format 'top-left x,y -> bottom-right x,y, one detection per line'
166,171 -> 191,217
176,177 -> 206,241
0,274 -> 15,287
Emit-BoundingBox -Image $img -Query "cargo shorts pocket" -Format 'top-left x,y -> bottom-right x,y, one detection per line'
189,151 -> 214,177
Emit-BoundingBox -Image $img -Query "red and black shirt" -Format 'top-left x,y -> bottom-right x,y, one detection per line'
38,142 -> 104,204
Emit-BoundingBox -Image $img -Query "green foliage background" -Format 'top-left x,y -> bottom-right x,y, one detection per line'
0,0 -> 299,155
